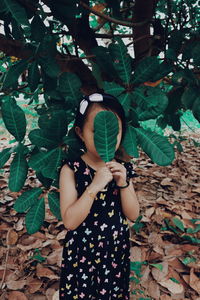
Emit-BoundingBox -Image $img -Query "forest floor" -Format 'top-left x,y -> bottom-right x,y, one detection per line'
0,122 -> 200,299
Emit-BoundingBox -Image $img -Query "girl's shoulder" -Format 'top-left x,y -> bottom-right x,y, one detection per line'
60,156 -> 82,172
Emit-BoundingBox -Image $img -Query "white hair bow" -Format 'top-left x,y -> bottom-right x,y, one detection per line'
79,93 -> 104,115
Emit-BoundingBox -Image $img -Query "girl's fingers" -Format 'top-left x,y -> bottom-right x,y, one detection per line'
112,171 -> 122,176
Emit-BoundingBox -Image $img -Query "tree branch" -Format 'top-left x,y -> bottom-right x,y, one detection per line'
132,0 -> 159,61
95,33 -> 133,38
79,1 -> 151,27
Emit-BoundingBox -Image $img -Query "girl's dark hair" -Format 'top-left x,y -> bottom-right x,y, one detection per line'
72,93 -> 127,151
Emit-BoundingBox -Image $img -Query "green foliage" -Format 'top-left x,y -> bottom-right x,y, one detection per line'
94,111 -> 119,162
1,97 -> 27,141
3,59 -> 29,90
25,197 -> 45,234
131,57 -> 161,85
0,148 -> 12,168
9,151 -> 28,192
14,187 -> 43,213
135,128 -> 175,166
0,0 -> 200,233
132,86 -> 168,121
162,218 -> 200,244
28,61 -> 40,92
109,37 -> 132,84
122,126 -> 139,158
2,0 -> 30,31
48,191 -> 62,221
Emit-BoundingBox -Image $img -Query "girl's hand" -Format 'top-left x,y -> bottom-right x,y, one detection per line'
105,161 -> 127,186
92,166 -> 113,191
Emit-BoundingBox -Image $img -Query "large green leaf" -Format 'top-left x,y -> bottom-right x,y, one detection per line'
49,0 -> 81,20
10,16 -> 23,39
118,92 -> 133,117
181,86 -> 200,109
38,110 -> 68,139
3,59 -> 29,89
28,151 -> 47,172
166,30 -> 186,60
41,147 -> 63,179
171,69 -> 197,86
30,14 -> 46,42
48,191 -> 61,220
0,1 -> 7,13
133,86 -> 168,120
14,187 -> 43,212
192,97 -> 200,122
192,43 -> 200,66
109,37 -> 132,84
165,87 -> 184,114
38,34 -> 57,57
28,129 -> 60,149
9,152 -> 28,192
0,148 -> 12,168
28,61 -> 40,92
39,56 -> 60,78
36,171 -> 53,189
25,197 -> 45,234
3,0 -> 30,29
164,113 -> 181,131
168,30 -> 185,52
103,81 -> 125,97
57,72 -> 82,106
122,126 -> 139,158
1,98 -> 26,141
63,129 -> 83,159
135,128 -> 175,166
91,46 -> 119,80
151,61 -> 173,82
94,111 -> 119,162
131,57 -> 160,85
91,61 -> 103,88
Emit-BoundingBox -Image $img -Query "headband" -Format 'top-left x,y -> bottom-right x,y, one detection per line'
79,93 -> 104,115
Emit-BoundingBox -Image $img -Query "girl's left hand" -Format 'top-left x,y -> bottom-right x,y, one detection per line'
105,161 -> 127,186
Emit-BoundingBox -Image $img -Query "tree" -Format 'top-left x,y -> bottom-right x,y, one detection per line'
0,0 -> 200,233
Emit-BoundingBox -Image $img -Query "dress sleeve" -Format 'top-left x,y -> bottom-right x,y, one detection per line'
61,158 -> 74,171
124,161 -> 136,179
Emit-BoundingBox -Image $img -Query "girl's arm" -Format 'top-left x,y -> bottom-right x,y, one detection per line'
120,179 -> 140,221
106,160 -> 140,221
59,164 -> 101,230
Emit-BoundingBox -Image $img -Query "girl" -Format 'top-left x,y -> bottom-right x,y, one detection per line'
59,93 -> 140,300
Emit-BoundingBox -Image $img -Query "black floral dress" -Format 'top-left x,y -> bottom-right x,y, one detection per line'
59,156 -> 136,300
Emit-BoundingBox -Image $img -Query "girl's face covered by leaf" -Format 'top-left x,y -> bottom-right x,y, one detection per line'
75,104 -> 122,160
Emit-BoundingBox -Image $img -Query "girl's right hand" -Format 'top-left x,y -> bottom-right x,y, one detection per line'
92,166 -> 113,191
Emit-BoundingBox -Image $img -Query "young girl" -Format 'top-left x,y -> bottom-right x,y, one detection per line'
59,93 -> 140,300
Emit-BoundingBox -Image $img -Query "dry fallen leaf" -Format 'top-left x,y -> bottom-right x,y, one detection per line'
7,291 -> 28,300
158,278 -> 184,294
189,268 -> 200,295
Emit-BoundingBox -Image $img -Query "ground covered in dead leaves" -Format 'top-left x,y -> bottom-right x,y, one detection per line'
0,133 -> 200,300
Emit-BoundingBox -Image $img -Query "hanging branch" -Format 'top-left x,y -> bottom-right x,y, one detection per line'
79,1 -> 151,27
93,19 -> 107,32
95,33 -> 133,38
